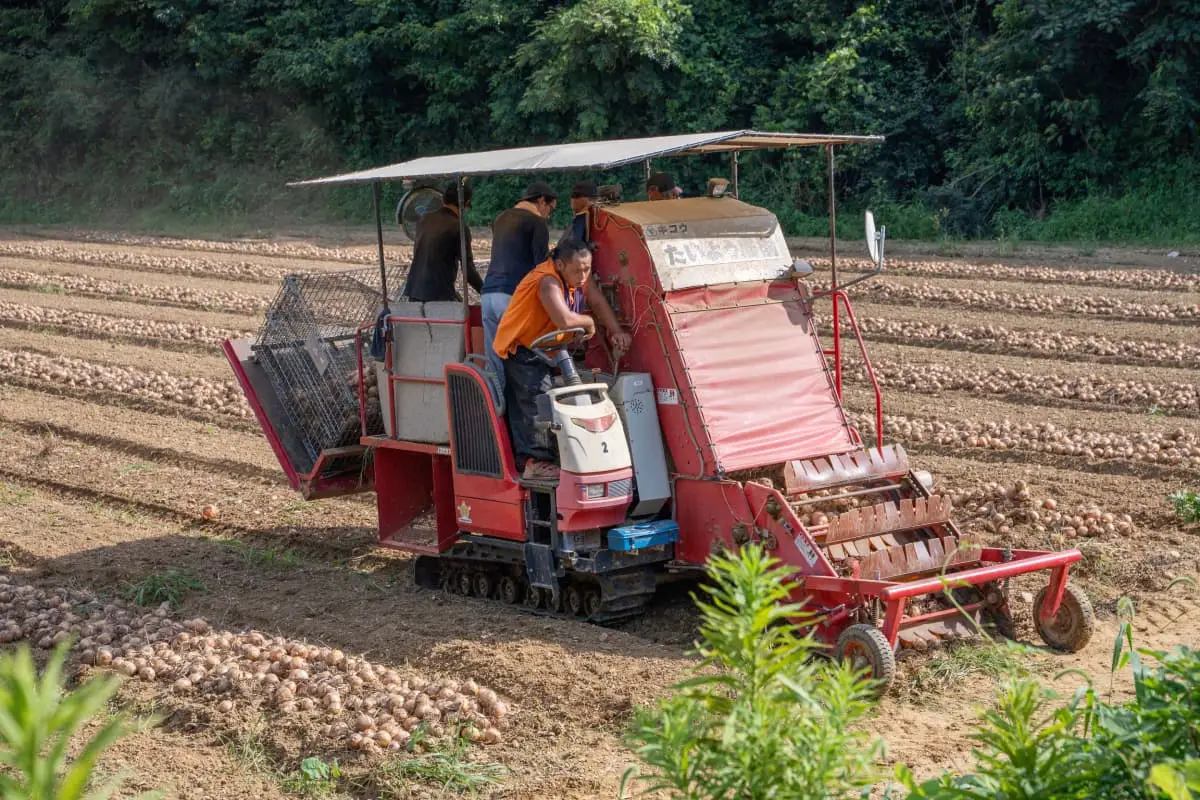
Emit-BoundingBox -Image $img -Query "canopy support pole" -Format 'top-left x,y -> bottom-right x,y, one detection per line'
456,177 -> 470,334
372,181 -> 389,306
731,151 -> 739,198
826,144 -> 837,288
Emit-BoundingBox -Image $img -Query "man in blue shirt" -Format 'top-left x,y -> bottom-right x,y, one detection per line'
480,181 -> 557,409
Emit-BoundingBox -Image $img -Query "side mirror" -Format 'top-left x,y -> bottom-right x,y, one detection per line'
865,210 -> 886,270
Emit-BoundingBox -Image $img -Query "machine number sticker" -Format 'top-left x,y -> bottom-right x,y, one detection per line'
656,388 -> 679,405
456,500 -> 472,524
793,535 -> 820,567
644,223 -> 688,238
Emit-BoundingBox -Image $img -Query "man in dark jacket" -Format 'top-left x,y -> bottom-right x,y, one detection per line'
560,180 -> 597,245
401,181 -> 483,302
480,180 -> 557,409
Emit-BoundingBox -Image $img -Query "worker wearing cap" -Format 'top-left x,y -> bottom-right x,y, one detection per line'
481,181 -> 558,409
401,181 -> 483,302
493,237 -> 632,482
646,172 -> 682,201
561,180 -> 598,245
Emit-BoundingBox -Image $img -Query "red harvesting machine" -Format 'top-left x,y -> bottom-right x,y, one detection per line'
224,131 -> 1094,687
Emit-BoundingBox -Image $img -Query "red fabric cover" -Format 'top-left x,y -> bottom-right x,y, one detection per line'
667,283 -> 856,473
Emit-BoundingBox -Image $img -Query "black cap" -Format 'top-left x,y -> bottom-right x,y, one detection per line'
442,180 -> 472,206
570,180 -> 599,199
521,180 -> 558,202
646,172 -> 676,192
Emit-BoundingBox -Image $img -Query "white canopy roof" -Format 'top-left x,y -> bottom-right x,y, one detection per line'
291,130 -> 884,186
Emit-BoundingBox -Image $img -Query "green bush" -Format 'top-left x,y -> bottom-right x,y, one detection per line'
899,621 -> 1200,799
0,642 -> 160,799
621,544 -> 882,799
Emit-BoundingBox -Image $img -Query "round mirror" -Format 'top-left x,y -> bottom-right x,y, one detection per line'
865,210 -> 879,264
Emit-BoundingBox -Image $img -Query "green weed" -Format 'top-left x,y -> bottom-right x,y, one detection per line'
220,540 -> 304,569
1169,490 -> 1200,525
0,482 -> 33,506
621,544 -> 881,798
120,568 -> 206,609
911,640 -> 1041,695
0,642 -> 162,799
32,283 -> 65,295
360,741 -> 505,797
281,756 -> 344,798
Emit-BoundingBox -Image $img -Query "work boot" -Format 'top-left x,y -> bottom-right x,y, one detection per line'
522,460 -> 559,482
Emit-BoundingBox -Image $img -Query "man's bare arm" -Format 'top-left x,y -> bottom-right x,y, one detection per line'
539,277 -> 596,336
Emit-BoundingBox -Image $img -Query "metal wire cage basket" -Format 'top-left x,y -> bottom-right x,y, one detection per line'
253,265 -> 404,474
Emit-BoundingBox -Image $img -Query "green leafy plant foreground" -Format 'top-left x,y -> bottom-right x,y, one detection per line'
0,642 -> 160,800
900,636 -> 1200,799
621,544 -> 881,799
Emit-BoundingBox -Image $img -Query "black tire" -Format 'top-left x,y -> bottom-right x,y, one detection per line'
473,572 -> 493,599
583,589 -> 602,618
1033,584 -> 1094,652
524,586 -> 543,609
456,571 -> 474,596
835,624 -> 896,693
565,585 -> 584,616
498,576 -> 520,605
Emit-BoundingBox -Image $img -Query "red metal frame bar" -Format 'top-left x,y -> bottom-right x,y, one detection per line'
375,315 -> 470,439
222,339 -> 302,492
833,290 -> 883,451
802,546 -> 1082,645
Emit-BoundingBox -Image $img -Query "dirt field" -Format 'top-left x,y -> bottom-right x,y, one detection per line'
0,226 -> 1197,798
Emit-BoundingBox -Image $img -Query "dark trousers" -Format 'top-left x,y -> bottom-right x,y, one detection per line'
503,347 -> 555,467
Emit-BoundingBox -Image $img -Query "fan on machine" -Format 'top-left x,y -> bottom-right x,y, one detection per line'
395,184 -> 445,240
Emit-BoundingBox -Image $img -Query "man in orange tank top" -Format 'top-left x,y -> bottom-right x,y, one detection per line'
493,237 -> 631,481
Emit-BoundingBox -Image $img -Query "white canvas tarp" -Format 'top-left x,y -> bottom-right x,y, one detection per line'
291,130 -> 883,186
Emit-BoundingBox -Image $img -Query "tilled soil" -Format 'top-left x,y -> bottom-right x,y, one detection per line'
0,232 -> 1197,798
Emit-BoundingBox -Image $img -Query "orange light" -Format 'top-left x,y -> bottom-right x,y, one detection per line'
570,414 -> 616,433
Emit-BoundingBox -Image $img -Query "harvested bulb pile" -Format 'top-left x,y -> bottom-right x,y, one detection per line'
0,349 -> 248,417
0,575 -> 508,754
850,281 -> 1199,321
860,362 -> 1198,413
64,232 -> 418,265
0,242 -> 292,283
817,256 -> 1200,292
788,479 -> 1134,542
856,412 -> 1200,469
947,480 -> 1134,539
0,269 -> 269,314
0,301 -> 251,346
846,317 -> 1200,368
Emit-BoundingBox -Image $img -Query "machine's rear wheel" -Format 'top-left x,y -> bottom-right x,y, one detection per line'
524,586 -> 544,609
473,573 -> 493,599
498,576 -> 520,604
565,585 -> 584,616
836,624 -> 896,694
583,589 -> 602,618
456,571 -> 474,596
1033,584 -> 1094,652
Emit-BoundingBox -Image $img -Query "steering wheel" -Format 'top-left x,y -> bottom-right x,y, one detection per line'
529,327 -> 589,366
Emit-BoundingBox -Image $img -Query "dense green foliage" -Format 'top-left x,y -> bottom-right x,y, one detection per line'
621,545 -> 881,798
2,0 -> 1198,239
